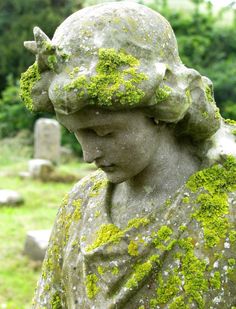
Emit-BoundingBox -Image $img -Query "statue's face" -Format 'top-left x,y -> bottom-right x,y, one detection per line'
57,108 -> 158,183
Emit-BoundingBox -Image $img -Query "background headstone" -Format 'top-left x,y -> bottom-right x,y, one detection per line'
34,118 -> 60,164
23,230 -> 51,261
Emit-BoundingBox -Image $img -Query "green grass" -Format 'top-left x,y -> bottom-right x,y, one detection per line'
0,136 -> 93,308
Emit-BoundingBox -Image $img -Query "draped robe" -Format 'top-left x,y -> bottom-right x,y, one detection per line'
33,160 -> 236,309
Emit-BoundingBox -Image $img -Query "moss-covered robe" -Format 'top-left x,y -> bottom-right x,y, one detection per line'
33,159 -> 236,309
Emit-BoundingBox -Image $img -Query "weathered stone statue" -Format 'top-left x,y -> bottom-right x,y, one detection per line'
20,2 -> 236,308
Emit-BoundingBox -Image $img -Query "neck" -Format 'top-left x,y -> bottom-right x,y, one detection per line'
116,130 -> 201,204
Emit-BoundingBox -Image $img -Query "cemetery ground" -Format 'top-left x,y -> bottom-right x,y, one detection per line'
0,133 -> 91,308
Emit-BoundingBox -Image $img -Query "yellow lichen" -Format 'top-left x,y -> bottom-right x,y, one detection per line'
128,240 -> 139,256
85,274 -> 100,299
19,62 -> 40,111
64,48 -> 148,107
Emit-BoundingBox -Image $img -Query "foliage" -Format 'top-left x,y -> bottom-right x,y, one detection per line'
0,0 -> 83,92
0,76 -> 37,139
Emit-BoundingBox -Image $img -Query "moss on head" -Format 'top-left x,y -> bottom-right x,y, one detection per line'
19,62 -> 40,111
64,48 -> 148,107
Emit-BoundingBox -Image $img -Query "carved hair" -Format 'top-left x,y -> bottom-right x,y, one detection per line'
21,2 -> 221,141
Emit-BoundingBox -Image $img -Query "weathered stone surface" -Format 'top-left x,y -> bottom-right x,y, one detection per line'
0,189 -> 24,206
21,2 -> 236,309
28,159 -> 54,180
24,230 -> 51,261
34,118 -> 60,164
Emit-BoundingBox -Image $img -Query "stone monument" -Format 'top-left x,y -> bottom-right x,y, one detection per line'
34,118 -> 60,164
20,2 -> 236,308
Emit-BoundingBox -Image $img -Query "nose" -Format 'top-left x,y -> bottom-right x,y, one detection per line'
83,146 -> 103,164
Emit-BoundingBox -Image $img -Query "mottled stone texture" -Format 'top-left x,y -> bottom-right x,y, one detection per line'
34,118 -> 60,164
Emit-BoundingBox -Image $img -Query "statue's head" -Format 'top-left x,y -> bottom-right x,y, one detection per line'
20,1 -> 221,141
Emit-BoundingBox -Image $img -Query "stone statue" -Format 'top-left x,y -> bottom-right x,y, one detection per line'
20,2 -> 236,308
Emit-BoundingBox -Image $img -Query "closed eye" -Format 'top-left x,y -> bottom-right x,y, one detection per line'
95,131 -> 113,137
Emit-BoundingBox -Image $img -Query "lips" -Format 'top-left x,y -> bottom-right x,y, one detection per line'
97,164 -> 115,172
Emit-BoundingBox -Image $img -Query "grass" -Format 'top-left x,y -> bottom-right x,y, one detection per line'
0,135 -> 93,308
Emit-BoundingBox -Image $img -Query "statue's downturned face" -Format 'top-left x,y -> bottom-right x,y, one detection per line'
57,108 -> 158,183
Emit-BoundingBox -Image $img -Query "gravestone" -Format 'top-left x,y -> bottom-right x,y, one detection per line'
34,118 -> 60,164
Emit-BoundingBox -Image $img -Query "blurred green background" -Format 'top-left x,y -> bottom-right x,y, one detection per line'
0,0 -> 236,307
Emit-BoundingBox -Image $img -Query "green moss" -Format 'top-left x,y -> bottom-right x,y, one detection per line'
155,84 -> 172,103
178,238 -> 208,308
182,196 -> 190,204
111,267 -> 119,275
48,55 -> 58,70
151,271 -> 181,306
157,226 -> 173,241
186,156 -> 236,247
229,230 -> 236,243
125,260 -> 153,289
232,129 -> 236,136
152,226 -> 173,250
165,198 -> 172,207
50,292 -> 62,309
150,237 -> 207,308
19,62 -> 41,111
224,119 -> 236,126
228,258 -> 236,266
95,210 -> 101,218
127,217 -> 150,229
202,111 -> 209,119
43,41 -> 54,52
71,198 -> 82,221
179,225 -> 187,232
86,224 -> 124,252
64,48 -> 148,106
209,271 -> 221,289
193,193 -> 229,247
205,85 -> 214,104
97,266 -> 104,275
128,240 -> 139,256
89,178 -> 108,197
169,296 -> 189,309
69,67 -> 80,79
214,107 -> 221,119
85,274 -> 100,299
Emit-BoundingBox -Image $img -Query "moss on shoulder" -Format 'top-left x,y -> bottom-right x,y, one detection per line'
186,156 -> 236,247
86,224 -> 124,252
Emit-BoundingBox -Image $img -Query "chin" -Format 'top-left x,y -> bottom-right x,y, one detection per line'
104,171 -> 128,184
